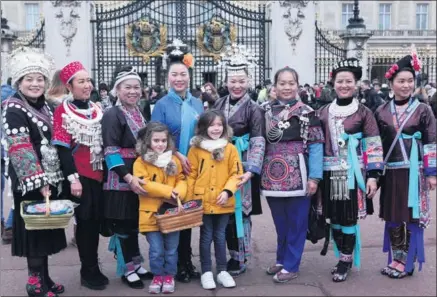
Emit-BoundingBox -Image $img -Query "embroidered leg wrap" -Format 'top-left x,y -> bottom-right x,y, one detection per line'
390,223 -> 409,264
330,226 -> 343,274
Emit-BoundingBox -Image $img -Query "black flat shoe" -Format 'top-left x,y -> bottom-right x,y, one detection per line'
49,283 -> 65,294
176,268 -> 191,283
135,267 -> 154,280
121,274 -> 144,289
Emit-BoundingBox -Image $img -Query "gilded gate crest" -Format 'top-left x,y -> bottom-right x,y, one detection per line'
196,17 -> 237,61
126,18 -> 167,63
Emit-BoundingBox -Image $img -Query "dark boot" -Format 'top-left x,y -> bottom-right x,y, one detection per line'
333,233 -> 355,282
175,262 -> 190,283
80,265 -> 107,290
330,228 -> 343,274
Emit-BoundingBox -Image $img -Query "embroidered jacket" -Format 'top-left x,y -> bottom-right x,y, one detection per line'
261,99 -> 324,197
133,155 -> 187,232
102,106 -> 146,191
187,143 -> 241,215
3,94 -> 54,194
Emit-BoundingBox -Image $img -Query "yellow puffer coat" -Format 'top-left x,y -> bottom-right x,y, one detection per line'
133,155 -> 187,233
187,143 -> 241,215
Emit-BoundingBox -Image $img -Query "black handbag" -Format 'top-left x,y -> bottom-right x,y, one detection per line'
306,205 -> 330,256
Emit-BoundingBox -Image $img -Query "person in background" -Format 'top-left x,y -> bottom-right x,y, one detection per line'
360,80 -> 383,112
201,83 -> 219,110
140,88 -> 152,122
89,78 -> 100,103
98,83 -> 112,113
217,81 -> 229,98
1,77 -> 16,101
46,70 -> 68,107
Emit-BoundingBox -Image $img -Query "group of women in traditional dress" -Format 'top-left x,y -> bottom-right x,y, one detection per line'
2,41 -> 435,296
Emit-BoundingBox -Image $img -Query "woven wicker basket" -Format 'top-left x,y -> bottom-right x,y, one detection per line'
20,194 -> 74,231
156,197 -> 203,234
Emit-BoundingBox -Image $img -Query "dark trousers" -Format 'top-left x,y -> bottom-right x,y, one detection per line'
267,196 -> 310,273
178,228 -> 192,265
76,217 -> 100,268
200,214 -> 230,273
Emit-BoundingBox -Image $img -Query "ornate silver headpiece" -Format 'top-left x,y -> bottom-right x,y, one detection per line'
169,39 -> 187,56
217,43 -> 257,79
7,47 -> 55,88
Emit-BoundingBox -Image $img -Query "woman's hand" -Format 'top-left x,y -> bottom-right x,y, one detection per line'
127,175 -> 148,196
40,185 -> 51,198
176,152 -> 191,174
306,180 -> 318,196
237,172 -> 253,187
71,179 -> 82,198
366,178 -> 378,198
427,176 -> 436,191
216,191 -> 229,206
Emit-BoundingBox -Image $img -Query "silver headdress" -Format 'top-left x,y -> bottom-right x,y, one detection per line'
7,47 -> 55,88
216,43 -> 257,79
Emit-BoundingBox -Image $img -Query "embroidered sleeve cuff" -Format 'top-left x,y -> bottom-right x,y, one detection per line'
20,173 -> 48,195
52,140 -> 71,148
366,162 -> 385,171
105,153 -> 125,170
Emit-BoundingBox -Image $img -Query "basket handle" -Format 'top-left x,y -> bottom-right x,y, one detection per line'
45,193 -> 50,217
176,196 -> 184,213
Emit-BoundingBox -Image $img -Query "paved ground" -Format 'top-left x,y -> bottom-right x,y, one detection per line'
1,184 -> 436,296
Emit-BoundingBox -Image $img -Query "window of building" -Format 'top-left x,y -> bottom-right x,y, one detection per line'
341,3 -> 354,28
25,3 -> 40,31
378,3 -> 391,30
416,3 -> 429,30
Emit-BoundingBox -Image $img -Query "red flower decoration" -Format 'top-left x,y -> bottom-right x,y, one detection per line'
329,71 -> 333,78
385,64 -> 399,80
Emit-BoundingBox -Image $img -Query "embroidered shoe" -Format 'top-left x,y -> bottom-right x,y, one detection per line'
161,275 -> 175,294
200,272 -> 216,290
266,264 -> 283,276
148,276 -> 163,294
26,273 -> 43,297
273,271 -> 298,283
217,271 -> 236,288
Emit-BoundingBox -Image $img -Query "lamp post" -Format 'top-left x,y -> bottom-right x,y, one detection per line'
339,0 -> 372,79
1,15 -> 17,84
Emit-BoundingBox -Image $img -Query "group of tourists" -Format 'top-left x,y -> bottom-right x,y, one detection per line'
1,41 -> 435,297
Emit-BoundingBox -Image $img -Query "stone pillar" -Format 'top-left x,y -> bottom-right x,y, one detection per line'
270,1 -> 315,85
43,0 -> 93,71
339,0 -> 372,80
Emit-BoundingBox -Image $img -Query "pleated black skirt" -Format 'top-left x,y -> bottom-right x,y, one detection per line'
103,190 -> 139,221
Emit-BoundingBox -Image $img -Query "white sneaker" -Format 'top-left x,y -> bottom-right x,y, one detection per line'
201,272 -> 216,290
217,271 -> 236,288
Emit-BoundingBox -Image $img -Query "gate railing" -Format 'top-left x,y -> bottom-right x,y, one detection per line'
315,21 -> 346,84
13,20 -> 45,50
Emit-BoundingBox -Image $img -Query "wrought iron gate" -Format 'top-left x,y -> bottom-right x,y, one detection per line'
314,22 -> 346,84
92,0 -> 270,88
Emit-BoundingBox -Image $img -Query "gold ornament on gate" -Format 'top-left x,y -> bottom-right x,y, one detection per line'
126,17 -> 167,63
196,16 -> 237,62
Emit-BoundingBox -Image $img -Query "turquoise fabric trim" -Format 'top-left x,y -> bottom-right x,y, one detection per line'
105,153 -> 124,171
330,224 -> 341,258
402,132 -> 422,219
232,133 -> 250,239
341,132 -> 366,192
108,233 -> 129,277
168,88 -> 198,156
341,225 -> 361,269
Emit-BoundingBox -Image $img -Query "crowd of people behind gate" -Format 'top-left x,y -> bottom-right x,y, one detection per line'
0,41 -> 436,297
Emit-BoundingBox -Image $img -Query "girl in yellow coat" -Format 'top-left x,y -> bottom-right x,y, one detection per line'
133,122 -> 187,294
187,110 -> 242,290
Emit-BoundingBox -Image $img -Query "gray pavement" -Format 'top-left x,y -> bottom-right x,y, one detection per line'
1,185 -> 436,296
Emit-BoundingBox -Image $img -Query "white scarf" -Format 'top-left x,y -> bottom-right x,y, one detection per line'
143,150 -> 173,168
191,137 -> 228,153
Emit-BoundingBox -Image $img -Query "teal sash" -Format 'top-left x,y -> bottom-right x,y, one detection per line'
232,133 -> 250,239
341,132 -> 366,192
108,233 -> 129,276
403,132 -> 422,219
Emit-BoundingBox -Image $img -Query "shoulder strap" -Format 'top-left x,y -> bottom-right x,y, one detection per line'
383,100 -> 421,164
